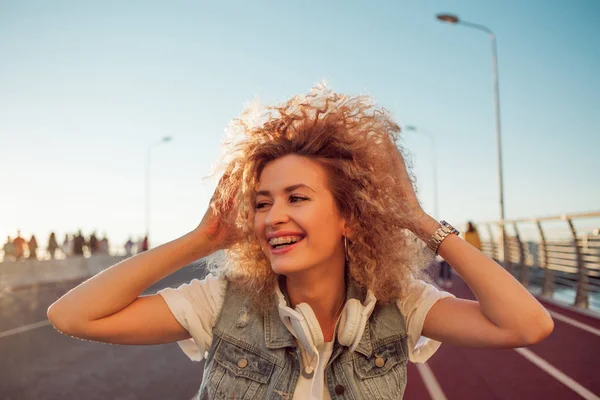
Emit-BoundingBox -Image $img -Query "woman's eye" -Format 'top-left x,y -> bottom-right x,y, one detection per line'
290,195 -> 307,203
255,202 -> 269,209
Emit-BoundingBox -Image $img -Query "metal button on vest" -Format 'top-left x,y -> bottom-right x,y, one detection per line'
335,384 -> 345,395
237,358 -> 248,369
375,356 -> 385,368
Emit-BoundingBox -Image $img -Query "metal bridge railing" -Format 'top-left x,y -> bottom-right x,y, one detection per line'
476,211 -> 600,312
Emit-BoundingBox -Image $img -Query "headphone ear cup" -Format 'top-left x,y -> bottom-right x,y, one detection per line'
295,303 -> 324,350
337,299 -> 362,347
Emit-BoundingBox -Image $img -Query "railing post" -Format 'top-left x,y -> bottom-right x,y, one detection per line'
565,217 -> 589,309
513,222 -> 528,286
502,222 -> 513,273
486,224 -> 497,260
536,221 -> 553,297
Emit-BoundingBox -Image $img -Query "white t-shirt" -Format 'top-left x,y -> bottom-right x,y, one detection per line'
158,275 -> 454,400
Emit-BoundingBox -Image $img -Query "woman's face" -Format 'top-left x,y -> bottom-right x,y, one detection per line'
254,154 -> 346,276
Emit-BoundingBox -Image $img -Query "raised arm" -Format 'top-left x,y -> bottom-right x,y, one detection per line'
417,215 -> 553,347
391,144 -> 553,348
47,197 -> 236,345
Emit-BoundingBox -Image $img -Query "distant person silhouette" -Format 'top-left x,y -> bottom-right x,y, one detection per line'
28,235 -> 39,260
99,233 -> 109,254
138,236 -> 149,253
13,231 -> 26,261
89,232 -> 99,254
437,255 -> 453,289
3,236 -> 15,262
464,221 -> 482,250
73,230 -> 86,256
62,234 -> 73,257
124,237 -> 134,257
47,232 -> 59,259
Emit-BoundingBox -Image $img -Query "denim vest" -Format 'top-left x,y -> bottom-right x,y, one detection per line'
198,280 -> 408,399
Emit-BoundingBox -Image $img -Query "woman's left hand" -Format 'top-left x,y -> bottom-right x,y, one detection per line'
387,139 -> 439,239
388,141 -> 424,217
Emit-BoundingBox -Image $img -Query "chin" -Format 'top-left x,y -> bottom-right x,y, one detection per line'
270,259 -> 312,276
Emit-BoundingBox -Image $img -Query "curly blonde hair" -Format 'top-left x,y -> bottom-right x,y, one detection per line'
209,84 -> 431,309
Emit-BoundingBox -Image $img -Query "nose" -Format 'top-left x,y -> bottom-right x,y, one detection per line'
264,200 -> 290,227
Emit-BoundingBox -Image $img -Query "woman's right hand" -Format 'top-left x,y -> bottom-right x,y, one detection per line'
47,171 -> 242,346
194,204 -> 234,253
193,174 -> 241,253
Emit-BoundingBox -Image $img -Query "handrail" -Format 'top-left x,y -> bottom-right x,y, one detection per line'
478,210 -> 600,224
476,210 -> 600,312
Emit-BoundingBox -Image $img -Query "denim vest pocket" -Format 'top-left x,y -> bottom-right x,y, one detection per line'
352,338 -> 408,399
209,339 -> 276,400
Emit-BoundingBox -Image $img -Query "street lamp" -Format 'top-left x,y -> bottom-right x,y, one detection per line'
436,13 -> 506,261
404,125 -> 439,220
145,136 -> 172,247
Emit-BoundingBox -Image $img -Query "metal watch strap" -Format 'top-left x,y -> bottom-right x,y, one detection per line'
427,220 -> 459,254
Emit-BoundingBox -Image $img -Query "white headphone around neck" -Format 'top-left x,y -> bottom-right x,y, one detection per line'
277,290 -> 377,355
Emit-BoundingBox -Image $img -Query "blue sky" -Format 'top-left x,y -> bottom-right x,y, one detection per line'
1,0 -> 599,249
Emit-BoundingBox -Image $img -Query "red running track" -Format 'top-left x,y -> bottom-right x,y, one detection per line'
404,274 -> 600,399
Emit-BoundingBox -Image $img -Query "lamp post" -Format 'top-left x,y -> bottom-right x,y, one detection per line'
145,136 -> 172,247
436,13 -> 506,261
404,125 -> 439,220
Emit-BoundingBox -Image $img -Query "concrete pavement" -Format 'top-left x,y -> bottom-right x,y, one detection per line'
0,262 -> 207,400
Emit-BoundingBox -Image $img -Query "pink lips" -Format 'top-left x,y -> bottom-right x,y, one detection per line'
265,230 -> 306,240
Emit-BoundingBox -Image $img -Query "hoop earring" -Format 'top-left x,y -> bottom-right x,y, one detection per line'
344,236 -> 348,263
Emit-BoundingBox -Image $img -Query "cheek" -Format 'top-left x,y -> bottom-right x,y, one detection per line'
304,211 -> 343,248
253,214 -> 267,246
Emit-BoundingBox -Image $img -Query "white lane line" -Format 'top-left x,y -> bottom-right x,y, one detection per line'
415,362 -> 448,400
515,348 -> 600,400
538,296 -> 600,320
0,320 -> 52,339
548,310 -> 600,338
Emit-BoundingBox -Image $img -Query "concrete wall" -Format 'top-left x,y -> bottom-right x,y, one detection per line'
0,255 -> 127,290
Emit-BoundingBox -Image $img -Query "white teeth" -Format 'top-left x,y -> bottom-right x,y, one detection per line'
269,236 -> 303,246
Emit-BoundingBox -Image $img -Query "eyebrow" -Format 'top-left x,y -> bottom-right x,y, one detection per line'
256,184 -> 316,197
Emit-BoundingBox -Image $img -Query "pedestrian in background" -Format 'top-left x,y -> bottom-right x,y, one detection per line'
47,232 -> 59,259
99,234 -> 109,255
437,255 -> 453,289
13,231 -> 26,261
124,237 -> 134,257
139,236 -> 149,253
73,230 -> 86,256
28,235 -> 38,260
2,236 -> 15,262
464,221 -> 482,250
62,234 -> 73,257
89,232 -> 99,255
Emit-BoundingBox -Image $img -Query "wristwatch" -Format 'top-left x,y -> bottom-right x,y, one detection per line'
427,220 -> 459,254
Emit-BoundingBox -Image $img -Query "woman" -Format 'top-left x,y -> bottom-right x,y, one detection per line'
48,86 -> 553,399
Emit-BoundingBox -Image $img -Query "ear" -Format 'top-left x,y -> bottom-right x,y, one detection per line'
342,219 -> 355,241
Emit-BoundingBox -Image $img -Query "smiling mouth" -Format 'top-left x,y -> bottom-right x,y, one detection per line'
268,235 -> 305,251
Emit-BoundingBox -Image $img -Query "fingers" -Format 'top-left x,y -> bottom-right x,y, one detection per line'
210,171 -> 231,203
209,170 -> 239,216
